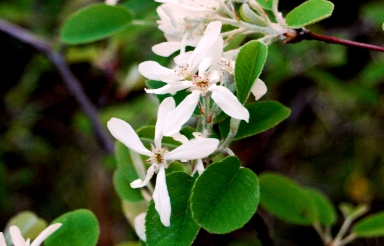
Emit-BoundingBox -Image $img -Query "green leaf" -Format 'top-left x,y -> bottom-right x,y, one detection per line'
45,209 -> 100,246
259,172 -> 317,225
219,101 -> 291,140
305,188 -> 336,226
353,212 -> 384,237
256,0 -> 273,10
240,4 -> 266,26
285,0 -> 334,28
235,41 -> 268,104
60,4 -> 132,44
146,172 -> 200,246
190,156 -> 259,234
113,142 -> 144,202
4,211 -> 47,244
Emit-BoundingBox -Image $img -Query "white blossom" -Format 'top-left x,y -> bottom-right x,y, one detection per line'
0,223 -> 62,246
251,78 -> 267,100
107,97 -> 219,226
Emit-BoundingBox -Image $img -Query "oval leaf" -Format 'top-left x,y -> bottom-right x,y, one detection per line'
286,0 -> 334,28
259,172 -> 317,225
305,188 -> 336,226
352,212 -> 384,238
146,172 -> 200,246
235,40 -> 268,104
60,4 -> 132,44
190,156 -> 259,234
219,101 -> 291,140
256,0 -> 274,10
45,209 -> 100,246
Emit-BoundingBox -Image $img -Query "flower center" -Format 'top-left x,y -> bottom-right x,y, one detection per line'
147,146 -> 168,166
174,64 -> 191,79
191,74 -> 210,95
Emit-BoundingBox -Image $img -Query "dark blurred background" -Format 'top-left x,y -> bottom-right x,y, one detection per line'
0,0 -> 384,245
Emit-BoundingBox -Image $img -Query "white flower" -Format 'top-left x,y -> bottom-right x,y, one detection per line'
0,223 -> 62,246
107,97 -> 219,226
251,78 -> 267,100
139,21 -> 249,136
105,0 -> 119,5
134,213 -> 146,242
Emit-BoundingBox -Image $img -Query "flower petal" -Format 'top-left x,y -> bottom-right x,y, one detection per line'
145,81 -> 191,95
138,61 -> 175,82
107,118 -> 151,156
155,97 -> 176,148
192,159 -> 205,176
131,164 -> 157,188
209,84 -> 249,122
162,91 -> 201,136
30,223 -> 62,246
152,42 -> 181,57
0,232 -> 7,246
9,226 -> 27,246
165,138 -> 219,161
251,78 -> 267,100
134,213 -> 147,242
153,167 -> 171,227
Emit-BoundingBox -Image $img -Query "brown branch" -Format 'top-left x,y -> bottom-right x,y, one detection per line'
0,18 -> 114,154
285,28 -> 384,52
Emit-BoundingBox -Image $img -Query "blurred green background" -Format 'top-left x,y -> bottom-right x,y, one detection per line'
0,0 -> 384,245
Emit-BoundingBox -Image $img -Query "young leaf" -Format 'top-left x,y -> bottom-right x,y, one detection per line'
190,156 -> 259,234
219,101 -> 291,140
60,4 -> 132,44
235,40 -> 268,104
146,172 -> 200,246
45,209 -> 100,246
305,188 -> 337,226
259,172 -> 317,225
352,212 -> 384,238
113,142 -> 144,202
285,0 -> 334,28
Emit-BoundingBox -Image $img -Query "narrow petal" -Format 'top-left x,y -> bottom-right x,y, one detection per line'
209,84 -> 249,122
138,61 -> 174,81
131,164 -> 157,188
171,132 -> 189,144
165,138 -> 219,161
107,118 -> 151,156
162,91 -> 201,136
9,226 -> 27,246
134,213 -> 147,242
152,42 -> 181,57
145,81 -> 191,95
30,223 -> 62,246
251,78 -> 267,100
155,97 -> 176,148
153,167 -> 171,227
0,232 -> 7,246
192,159 -> 205,175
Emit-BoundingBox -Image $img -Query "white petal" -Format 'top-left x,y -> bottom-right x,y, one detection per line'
134,213 -> 147,242
138,61 -> 174,81
165,138 -> 219,161
152,42 -> 181,57
107,118 -> 152,156
153,167 -> 171,227
155,97 -> 176,148
30,223 -> 62,246
0,232 -> 7,246
131,164 -> 157,188
251,78 -> 267,100
9,226 -> 27,246
171,132 -> 189,144
162,91 -> 201,136
209,84 -> 249,122
145,81 -> 191,95
192,159 -> 205,175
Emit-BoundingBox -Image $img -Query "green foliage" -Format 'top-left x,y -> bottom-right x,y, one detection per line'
220,101 -> 291,140
190,156 -> 259,234
113,142 -> 144,202
235,41 -> 268,104
240,4 -> 266,26
285,0 -> 334,28
352,212 -> 384,237
256,0 -> 274,10
60,4 -> 132,44
145,172 -> 200,246
259,172 -> 317,225
45,209 -> 99,246
305,188 -> 337,226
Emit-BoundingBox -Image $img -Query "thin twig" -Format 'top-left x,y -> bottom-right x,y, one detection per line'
285,28 -> 384,52
0,18 -> 114,154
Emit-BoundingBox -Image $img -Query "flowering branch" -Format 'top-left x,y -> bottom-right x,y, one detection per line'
0,18 -> 114,154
